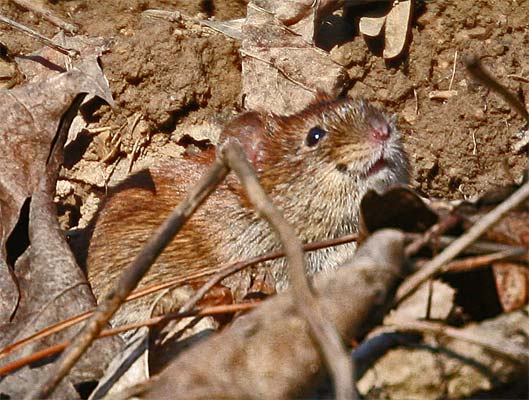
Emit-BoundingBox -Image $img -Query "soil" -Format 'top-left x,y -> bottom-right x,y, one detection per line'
1,0 -> 528,228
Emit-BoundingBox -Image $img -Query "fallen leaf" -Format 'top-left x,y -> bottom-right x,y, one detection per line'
383,0 -> 413,59
0,38 -> 120,398
360,186 -> 438,237
359,15 -> 386,37
242,2 -> 347,114
492,262 -> 529,312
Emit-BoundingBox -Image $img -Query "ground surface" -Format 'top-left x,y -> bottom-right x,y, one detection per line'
0,0 -> 528,228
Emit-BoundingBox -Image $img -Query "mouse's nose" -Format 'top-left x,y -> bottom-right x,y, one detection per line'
369,118 -> 391,142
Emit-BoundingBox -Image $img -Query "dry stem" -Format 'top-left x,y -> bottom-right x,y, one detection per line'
396,178 -> 529,304
0,14 -> 78,57
9,0 -> 77,34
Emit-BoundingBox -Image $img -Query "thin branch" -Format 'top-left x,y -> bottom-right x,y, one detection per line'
383,319 -> 529,364
0,14 -> 79,57
0,303 -> 255,377
222,142 -> 355,400
0,233 -> 357,360
404,215 -> 460,258
9,0 -> 78,34
27,158 -> 230,399
179,232 -> 358,313
443,248 -> 528,273
407,234 -> 529,255
395,178 -> 529,305
464,54 -> 529,124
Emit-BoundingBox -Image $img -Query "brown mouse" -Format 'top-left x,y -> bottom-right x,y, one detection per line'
85,94 -> 409,325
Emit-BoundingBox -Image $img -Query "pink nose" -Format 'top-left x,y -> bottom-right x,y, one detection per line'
370,120 -> 390,142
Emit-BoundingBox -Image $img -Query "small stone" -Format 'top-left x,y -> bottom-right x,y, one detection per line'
330,44 -> 354,67
466,26 -> 489,40
55,180 -> 75,198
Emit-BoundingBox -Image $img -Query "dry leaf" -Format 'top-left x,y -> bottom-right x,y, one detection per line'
242,2 -> 347,114
359,15 -> 386,37
0,39 -> 120,398
383,0 -> 413,59
492,262 -> 529,312
360,186 -> 438,238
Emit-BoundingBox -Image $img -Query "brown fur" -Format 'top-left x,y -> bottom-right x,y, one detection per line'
85,96 -> 409,325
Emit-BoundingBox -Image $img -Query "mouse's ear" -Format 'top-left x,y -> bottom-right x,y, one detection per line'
218,112 -> 267,171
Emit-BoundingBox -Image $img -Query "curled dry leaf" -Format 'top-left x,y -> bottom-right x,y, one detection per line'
0,37 -> 112,322
359,185 -> 438,239
358,0 -> 413,59
0,38 -> 120,398
383,0 -> 412,59
492,262 -> 529,312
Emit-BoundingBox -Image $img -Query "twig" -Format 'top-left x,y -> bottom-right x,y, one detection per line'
448,50 -> 458,91
471,128 -> 478,155
413,88 -> 419,115
240,49 -> 317,93
404,215 -> 460,258
442,248 -> 528,273
383,319 -> 529,364
9,0 -> 78,34
0,14 -> 79,57
507,74 -> 529,83
27,157 -> 230,399
0,233 -> 358,360
464,54 -> 529,124
221,143 -> 355,400
395,178 -> 529,304
180,232 -> 358,313
0,303 -> 255,377
126,113 -> 144,173
408,234 -> 528,255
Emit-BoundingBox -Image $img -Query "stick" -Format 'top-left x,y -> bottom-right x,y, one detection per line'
464,54 -> 529,124
443,248 -> 528,273
395,179 -> 529,304
9,0 -> 77,34
404,215 -> 460,258
27,158 -> 230,399
179,233 -> 358,313
0,303 -> 256,377
0,233 -> 358,360
222,142 -> 355,400
0,14 -> 78,57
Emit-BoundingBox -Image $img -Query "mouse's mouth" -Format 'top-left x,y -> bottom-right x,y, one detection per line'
367,157 -> 387,175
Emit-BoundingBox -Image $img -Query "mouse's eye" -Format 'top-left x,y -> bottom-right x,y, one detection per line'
306,126 -> 327,147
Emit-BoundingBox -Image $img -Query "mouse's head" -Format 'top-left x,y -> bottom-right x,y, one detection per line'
262,95 -> 409,195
